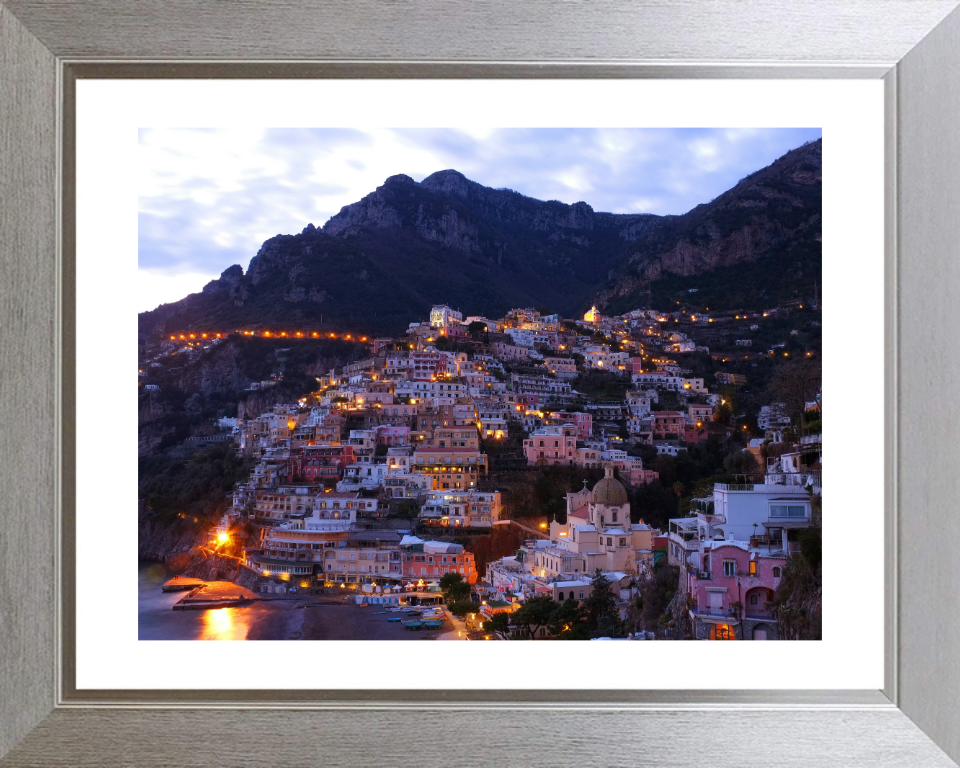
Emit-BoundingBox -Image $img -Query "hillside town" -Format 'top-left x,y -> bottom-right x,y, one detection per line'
142,298 -> 821,641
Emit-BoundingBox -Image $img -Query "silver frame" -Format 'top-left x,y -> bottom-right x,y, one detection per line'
2,2 -> 959,765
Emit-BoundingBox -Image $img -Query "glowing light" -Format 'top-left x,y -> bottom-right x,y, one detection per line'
216,532 -> 229,544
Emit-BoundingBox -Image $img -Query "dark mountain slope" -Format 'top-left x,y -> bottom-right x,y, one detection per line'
138,139 -> 820,340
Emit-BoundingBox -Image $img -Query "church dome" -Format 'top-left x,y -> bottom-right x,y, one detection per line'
592,466 -> 628,506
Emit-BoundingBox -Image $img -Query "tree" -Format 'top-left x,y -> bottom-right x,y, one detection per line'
583,570 -> 622,637
440,573 -> 470,604
447,600 -> 478,618
549,597 -> 588,639
511,596 -> 559,640
723,449 -> 759,474
439,572 -> 471,603
482,612 -> 510,637
767,358 -> 821,431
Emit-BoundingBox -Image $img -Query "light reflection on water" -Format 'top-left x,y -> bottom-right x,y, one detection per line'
198,606 -> 247,641
139,561 -> 265,641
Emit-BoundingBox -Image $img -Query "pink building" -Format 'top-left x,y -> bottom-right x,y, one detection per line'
375,425 -> 410,446
652,411 -> 686,439
548,410 -> 592,439
523,424 -> 577,466
684,425 -> 709,444
687,542 -> 784,640
411,350 -> 446,380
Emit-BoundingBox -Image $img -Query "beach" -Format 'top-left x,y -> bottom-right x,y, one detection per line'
139,562 -> 455,641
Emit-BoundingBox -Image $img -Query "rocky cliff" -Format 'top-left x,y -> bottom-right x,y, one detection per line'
595,139 -> 822,311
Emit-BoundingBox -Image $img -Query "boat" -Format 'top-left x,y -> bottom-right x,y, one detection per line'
423,620 -> 444,629
404,621 -> 424,630
386,616 -> 402,623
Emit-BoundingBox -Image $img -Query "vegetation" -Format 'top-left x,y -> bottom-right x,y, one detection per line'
572,370 -> 632,401
772,492 -> 822,640
438,572 -> 472,603
447,600 -> 479,618
139,443 -> 253,524
481,612 -> 510,636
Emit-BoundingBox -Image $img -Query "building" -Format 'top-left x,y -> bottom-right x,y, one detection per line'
523,424 -> 577,466
688,404 -> 713,425
430,304 -> 463,331
543,357 -> 578,379
419,489 -> 502,527
400,535 -> 478,584
716,372 -> 747,386
546,410 -> 592,440
286,444 -> 356,484
686,541 -> 785,640
411,427 -> 488,489
651,411 -> 686,440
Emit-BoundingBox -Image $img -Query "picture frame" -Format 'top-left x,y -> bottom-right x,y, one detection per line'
2,1 -> 959,765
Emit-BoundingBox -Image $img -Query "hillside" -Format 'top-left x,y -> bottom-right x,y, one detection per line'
138,139 -> 821,341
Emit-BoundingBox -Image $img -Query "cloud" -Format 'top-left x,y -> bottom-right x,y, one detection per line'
139,126 -> 822,309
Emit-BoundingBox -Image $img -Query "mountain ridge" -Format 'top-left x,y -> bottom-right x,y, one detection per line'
138,138 -> 821,340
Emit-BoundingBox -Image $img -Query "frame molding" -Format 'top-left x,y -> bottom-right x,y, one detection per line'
2,2 -> 959,765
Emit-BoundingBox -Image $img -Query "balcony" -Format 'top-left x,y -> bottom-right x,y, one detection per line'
693,606 -> 735,618
667,531 -> 700,549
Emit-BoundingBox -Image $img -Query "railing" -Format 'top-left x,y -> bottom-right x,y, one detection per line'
715,483 -> 755,492
667,531 -> 700,548
765,470 -> 821,488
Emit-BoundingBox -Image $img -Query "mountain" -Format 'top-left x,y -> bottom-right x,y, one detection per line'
138,139 -> 821,341
596,138 -> 822,313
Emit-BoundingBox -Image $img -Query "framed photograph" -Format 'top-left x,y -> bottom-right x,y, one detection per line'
2,1 -> 959,766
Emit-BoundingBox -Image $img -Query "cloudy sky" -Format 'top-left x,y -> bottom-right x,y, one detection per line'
138,126 -> 821,312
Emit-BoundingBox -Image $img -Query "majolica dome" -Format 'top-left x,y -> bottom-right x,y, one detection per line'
592,466 -> 628,506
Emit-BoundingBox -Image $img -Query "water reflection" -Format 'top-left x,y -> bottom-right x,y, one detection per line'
140,561 -> 271,641
198,606 -> 248,641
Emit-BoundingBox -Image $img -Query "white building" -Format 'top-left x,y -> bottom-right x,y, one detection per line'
430,304 -> 463,330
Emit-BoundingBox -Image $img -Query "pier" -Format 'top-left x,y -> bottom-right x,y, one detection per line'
172,581 -> 258,610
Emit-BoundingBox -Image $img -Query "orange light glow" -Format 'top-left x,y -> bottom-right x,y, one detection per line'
216,532 -> 229,544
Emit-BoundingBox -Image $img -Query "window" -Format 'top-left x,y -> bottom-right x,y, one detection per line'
580,591 -> 585,599
750,594 -> 758,605
612,511 -> 618,523
619,538 -> 626,547
723,561 -> 736,577
749,561 -> 757,575
773,566 -> 782,578
770,504 -> 807,518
